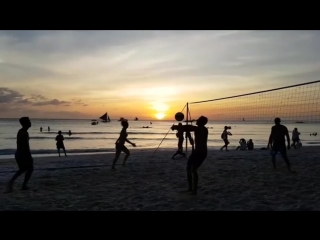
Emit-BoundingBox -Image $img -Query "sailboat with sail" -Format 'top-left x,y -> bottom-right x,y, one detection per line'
100,112 -> 111,123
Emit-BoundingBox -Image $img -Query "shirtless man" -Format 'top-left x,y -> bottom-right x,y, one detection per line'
172,116 -> 208,195
268,117 -> 292,172
5,117 -> 34,193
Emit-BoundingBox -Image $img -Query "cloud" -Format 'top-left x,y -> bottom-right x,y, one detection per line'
1,31 -> 320,119
32,99 -> 71,106
0,87 -> 25,104
0,87 -> 89,116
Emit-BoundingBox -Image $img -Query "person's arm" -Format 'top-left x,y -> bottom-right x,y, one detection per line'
285,128 -> 290,149
115,137 -> 120,144
171,124 -> 197,132
228,131 -> 232,136
125,138 -> 136,147
268,128 -> 273,148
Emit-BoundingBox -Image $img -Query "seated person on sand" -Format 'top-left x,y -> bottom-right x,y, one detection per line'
247,139 -> 254,150
236,138 -> 247,150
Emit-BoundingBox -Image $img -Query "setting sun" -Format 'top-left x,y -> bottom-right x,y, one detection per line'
155,113 -> 166,120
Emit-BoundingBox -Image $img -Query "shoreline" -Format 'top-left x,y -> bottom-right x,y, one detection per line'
1,144 -> 317,160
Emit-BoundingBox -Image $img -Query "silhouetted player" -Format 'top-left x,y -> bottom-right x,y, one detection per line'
220,126 -> 232,151
172,116 -> 208,195
112,120 -> 136,169
172,123 -> 186,159
268,117 -> 292,171
56,131 -> 67,157
5,117 -> 34,193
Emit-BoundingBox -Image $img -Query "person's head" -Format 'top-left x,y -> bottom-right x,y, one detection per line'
274,117 -> 281,125
294,128 -> 297,131
249,139 -> 252,142
196,116 -> 208,126
121,120 -> 129,128
224,126 -> 228,130
19,117 -> 31,129
58,131 -> 62,135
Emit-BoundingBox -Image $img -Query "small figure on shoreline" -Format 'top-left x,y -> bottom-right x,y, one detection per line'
220,126 -> 232,151
56,131 -> 67,157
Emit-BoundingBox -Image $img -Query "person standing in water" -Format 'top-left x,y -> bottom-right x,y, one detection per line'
40,127 -> 43,132
112,120 -> 136,169
171,116 -> 208,195
5,117 -> 34,193
55,131 -> 67,157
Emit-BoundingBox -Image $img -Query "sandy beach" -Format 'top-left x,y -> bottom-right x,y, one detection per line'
0,146 -> 319,211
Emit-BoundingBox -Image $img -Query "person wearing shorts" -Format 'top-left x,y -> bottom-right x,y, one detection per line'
112,120 -> 136,169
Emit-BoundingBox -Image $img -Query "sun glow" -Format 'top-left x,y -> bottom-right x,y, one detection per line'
155,113 -> 166,120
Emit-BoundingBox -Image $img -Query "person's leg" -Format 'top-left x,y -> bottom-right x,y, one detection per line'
280,147 -> 291,171
271,146 -> 278,169
225,141 -> 229,151
63,147 -> 67,156
112,145 -> 121,169
186,155 -> 194,192
190,153 -> 206,195
122,146 -> 130,166
22,164 -> 34,190
220,142 -> 226,150
58,148 -> 61,157
6,157 -> 26,192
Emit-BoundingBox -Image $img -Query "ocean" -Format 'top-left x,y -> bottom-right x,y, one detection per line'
0,118 -> 319,159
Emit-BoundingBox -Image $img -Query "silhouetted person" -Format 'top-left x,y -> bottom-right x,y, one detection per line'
292,128 -> 300,149
247,139 -> 254,150
48,126 -> 50,132
40,127 -> 43,132
268,117 -> 292,172
68,130 -> 72,136
220,126 -> 232,151
171,116 -> 208,195
236,138 -> 247,150
5,117 -> 34,193
112,120 -> 136,169
56,131 -> 67,157
172,123 -> 186,159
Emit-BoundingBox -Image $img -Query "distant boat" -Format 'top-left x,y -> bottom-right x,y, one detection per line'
100,112 -> 111,123
134,117 -> 139,121
296,121 -> 305,123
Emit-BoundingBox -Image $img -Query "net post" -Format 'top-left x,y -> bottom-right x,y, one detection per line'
186,102 -> 189,158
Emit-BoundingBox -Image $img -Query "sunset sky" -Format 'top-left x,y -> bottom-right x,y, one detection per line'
1,30 -> 320,120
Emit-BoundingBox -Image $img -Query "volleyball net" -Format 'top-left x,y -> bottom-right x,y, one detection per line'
184,80 -> 320,124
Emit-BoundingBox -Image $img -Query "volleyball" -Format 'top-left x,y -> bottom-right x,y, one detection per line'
175,112 -> 184,121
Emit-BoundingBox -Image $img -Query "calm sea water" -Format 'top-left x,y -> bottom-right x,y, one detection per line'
0,118 -> 319,159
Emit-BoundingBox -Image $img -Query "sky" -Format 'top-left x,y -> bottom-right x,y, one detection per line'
1,30 -> 320,120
